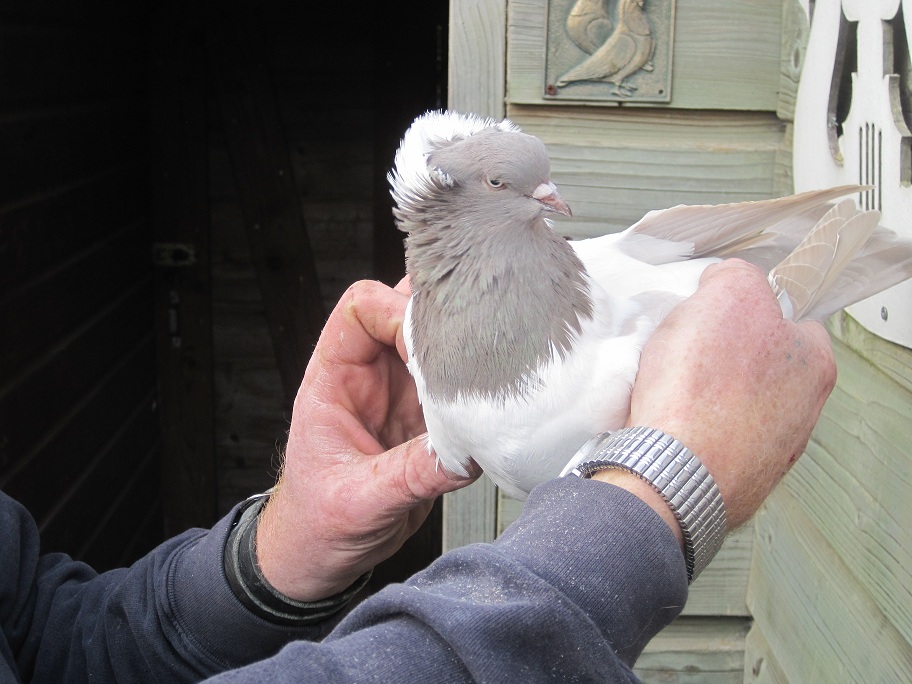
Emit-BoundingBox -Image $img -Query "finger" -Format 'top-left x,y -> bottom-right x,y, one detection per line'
699,258 -> 763,285
377,435 -> 481,509
324,280 -> 409,365
394,275 -> 412,296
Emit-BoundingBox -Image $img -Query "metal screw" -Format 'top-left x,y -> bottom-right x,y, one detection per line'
881,306 -> 889,321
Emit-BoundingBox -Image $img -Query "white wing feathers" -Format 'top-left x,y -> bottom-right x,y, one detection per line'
618,185 -> 862,264
574,185 -> 912,322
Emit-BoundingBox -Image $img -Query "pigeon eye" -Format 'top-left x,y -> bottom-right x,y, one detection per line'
487,178 -> 504,189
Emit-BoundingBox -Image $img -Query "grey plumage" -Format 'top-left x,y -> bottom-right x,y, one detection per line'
390,110 -> 912,499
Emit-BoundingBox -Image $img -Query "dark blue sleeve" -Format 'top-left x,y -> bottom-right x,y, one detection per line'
204,477 -> 689,683
0,490 -> 323,682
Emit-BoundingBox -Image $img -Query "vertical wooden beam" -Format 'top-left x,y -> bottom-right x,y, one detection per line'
207,3 -> 326,410
441,0 -> 507,551
151,1 -> 218,535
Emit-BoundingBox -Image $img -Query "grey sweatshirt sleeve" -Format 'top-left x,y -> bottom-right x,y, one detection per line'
205,476 -> 689,683
0,490 -> 327,683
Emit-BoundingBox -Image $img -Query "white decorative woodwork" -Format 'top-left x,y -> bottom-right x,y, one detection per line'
795,0 -> 912,347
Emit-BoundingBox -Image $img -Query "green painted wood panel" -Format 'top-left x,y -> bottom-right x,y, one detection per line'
505,105 -> 786,238
776,332 -> 912,648
747,485 -> 912,681
508,0 -> 783,111
634,617 -> 751,683
744,624 -> 789,684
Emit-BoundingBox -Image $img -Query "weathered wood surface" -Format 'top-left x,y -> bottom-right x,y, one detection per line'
780,335 -> 912,643
0,3 -> 162,567
508,0 -> 782,111
449,0 -> 507,120
748,485 -> 912,680
151,2 -> 218,535
505,105 -> 787,237
743,625 -> 789,684
441,0 -> 507,551
208,4 -> 326,411
777,0 -> 810,123
634,617 -> 751,684
746,328 -> 912,681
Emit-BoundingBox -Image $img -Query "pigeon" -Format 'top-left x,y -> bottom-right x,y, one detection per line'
389,110 -> 912,500
556,0 -> 655,95
565,0 -> 614,55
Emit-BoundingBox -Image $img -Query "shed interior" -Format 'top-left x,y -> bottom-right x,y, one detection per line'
0,0 -> 448,591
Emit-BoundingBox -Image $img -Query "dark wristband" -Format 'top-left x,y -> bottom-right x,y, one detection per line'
223,490 -> 372,626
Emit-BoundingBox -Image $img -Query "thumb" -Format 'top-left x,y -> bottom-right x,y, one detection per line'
378,435 -> 482,506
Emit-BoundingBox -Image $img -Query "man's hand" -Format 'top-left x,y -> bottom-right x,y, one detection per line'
625,259 -> 837,529
256,279 -> 479,602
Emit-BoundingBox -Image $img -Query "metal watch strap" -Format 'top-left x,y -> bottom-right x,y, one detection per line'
568,426 -> 727,583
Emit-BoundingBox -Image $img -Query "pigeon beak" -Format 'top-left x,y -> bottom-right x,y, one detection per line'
532,182 -> 572,217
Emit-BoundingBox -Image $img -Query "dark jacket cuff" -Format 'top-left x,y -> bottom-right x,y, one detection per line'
223,492 -> 372,626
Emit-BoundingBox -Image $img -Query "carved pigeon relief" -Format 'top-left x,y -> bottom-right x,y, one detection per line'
545,0 -> 674,103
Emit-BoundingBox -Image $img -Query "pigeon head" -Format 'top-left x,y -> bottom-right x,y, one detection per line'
425,127 -> 572,221
389,111 -> 571,235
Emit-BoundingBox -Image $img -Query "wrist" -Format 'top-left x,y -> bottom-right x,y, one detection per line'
590,469 -> 685,549
224,491 -> 371,625
566,426 -> 728,582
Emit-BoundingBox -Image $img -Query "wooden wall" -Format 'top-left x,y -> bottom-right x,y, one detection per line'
0,1 -> 162,569
444,0 -> 802,680
473,1 -> 912,680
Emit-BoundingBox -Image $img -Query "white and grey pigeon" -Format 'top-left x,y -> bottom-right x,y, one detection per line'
390,110 -> 912,500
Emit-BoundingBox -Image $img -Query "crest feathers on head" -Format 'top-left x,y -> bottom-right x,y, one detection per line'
388,110 -> 521,221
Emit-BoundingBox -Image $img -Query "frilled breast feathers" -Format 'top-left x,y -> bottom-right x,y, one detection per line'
388,111 -> 596,403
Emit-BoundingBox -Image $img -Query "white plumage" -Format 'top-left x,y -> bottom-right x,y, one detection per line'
391,111 -> 912,500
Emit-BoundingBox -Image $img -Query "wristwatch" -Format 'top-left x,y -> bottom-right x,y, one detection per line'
567,426 -> 728,583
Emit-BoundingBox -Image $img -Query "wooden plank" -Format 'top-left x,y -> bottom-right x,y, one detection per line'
773,122 -> 796,197
440,0 -> 507,550
0,22 -> 143,105
76,439 -> 161,570
777,0 -> 810,123
635,616 -> 750,684
0,101 -> 146,208
38,394 -> 160,554
209,137 -> 288,513
681,524 -> 751,616
0,222 -> 150,381
0,166 -> 146,290
449,0 -> 507,119
1,335 -> 156,523
150,2 -> 217,534
505,105 -> 785,237
508,0 -> 782,111
0,282 -> 154,476
828,311 -> 912,397
744,624 -> 790,684
207,3 -> 326,410
775,335 -> 912,646
747,486 -> 912,681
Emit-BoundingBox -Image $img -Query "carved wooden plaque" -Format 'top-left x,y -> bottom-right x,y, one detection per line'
544,0 -> 675,103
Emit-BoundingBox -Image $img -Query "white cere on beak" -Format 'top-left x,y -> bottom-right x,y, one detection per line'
531,182 -> 573,217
